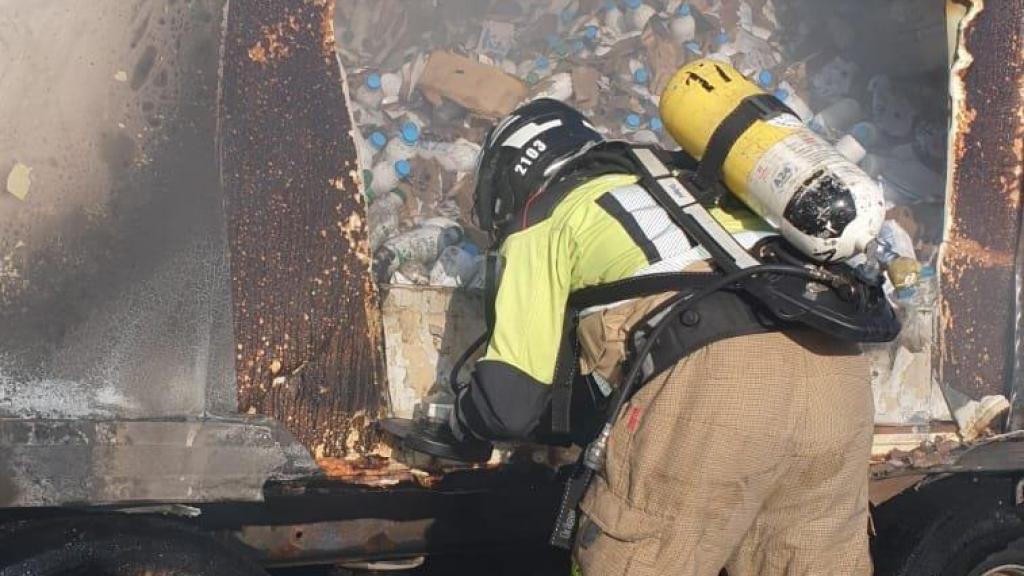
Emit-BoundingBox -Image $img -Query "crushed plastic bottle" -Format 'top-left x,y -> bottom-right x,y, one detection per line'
375,218 -> 465,281
670,4 -> 697,44
418,138 -> 482,174
774,83 -> 813,122
380,72 -> 403,106
355,72 -> 384,108
367,191 -> 405,251
809,97 -> 863,140
369,131 -> 388,151
810,56 -> 858,102
429,244 -> 483,287
369,159 -> 412,198
384,121 -> 421,163
868,75 -> 916,139
623,113 -> 643,133
624,0 -> 657,32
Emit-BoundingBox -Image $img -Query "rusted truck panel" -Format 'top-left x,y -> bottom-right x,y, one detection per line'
939,0 -> 1024,403
219,0 -> 389,459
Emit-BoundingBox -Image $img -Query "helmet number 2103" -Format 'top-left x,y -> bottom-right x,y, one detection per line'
513,139 -> 548,177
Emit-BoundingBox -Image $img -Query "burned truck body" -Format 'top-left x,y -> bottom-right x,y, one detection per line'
0,0 -> 1023,573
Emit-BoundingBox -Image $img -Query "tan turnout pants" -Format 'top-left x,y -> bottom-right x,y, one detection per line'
574,296 -> 874,576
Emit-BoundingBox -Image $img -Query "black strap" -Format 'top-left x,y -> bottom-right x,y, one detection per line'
550,310 -> 580,436
569,272 -> 715,310
695,94 -> 796,192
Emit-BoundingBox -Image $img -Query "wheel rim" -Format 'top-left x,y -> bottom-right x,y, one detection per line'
982,566 -> 1024,576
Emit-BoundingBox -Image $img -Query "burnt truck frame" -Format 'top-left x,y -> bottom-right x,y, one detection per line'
0,0 -> 1023,574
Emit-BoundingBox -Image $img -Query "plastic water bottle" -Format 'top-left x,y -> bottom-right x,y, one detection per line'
773,83 -> 813,123
367,191 -> 404,251
369,131 -> 388,151
670,4 -> 696,44
384,122 -> 421,163
375,218 -> 465,280
583,24 -> 600,44
755,69 -> 774,90
355,73 -> 384,108
809,98 -> 863,140
633,67 -> 650,86
380,72 -> 403,105
850,122 -> 882,150
603,1 -> 626,38
650,117 -> 664,133
418,139 -> 482,173
868,75 -> 916,139
623,113 -> 643,133
834,134 -> 867,165
834,121 -> 880,165
625,0 -> 657,31
369,159 -> 411,198
354,130 -> 377,172
429,245 -> 483,287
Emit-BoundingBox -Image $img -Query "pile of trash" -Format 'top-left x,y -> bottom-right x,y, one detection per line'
335,0 -> 949,299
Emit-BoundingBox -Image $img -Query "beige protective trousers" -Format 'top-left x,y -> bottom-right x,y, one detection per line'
574,299 -> 874,576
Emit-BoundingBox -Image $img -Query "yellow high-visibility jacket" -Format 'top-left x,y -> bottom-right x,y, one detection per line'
454,173 -> 774,440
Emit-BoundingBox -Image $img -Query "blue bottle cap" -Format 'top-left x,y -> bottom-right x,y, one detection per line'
369,131 -> 387,149
366,73 -> 382,90
677,3 -> 691,16
684,41 -> 702,54
650,117 -> 664,132
394,159 -> 411,178
535,56 -> 550,71
400,122 -> 420,145
584,25 -> 600,40
625,0 -> 642,9
625,114 -> 642,129
851,122 -> 877,145
773,88 -> 790,101
633,68 -> 649,85
716,30 -> 730,45
757,70 -> 773,88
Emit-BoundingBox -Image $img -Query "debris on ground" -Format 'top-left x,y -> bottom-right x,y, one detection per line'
871,436 -> 963,477
6,163 -> 32,201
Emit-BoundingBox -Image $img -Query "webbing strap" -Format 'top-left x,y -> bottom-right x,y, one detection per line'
694,94 -> 797,191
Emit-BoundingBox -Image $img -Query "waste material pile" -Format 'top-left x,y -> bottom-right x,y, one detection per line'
335,0 -> 949,319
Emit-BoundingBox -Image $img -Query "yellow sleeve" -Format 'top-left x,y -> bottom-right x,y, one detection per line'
482,219 -> 573,386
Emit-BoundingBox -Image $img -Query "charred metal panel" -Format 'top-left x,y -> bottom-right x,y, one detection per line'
939,0 -> 1024,401
219,0 -> 388,458
0,0 -> 236,419
0,418 -> 317,508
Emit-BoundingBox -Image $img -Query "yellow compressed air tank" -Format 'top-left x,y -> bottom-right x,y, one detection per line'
660,59 -> 885,262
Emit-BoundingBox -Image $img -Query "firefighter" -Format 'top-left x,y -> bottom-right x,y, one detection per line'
450,97 -> 877,575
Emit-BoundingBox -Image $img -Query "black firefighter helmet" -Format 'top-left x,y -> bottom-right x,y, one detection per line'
474,98 -> 604,242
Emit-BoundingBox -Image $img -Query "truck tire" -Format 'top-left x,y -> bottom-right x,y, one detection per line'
966,537 -> 1024,576
873,476 -> 1024,576
0,514 -> 268,576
